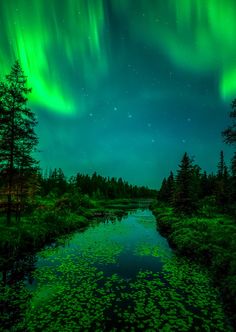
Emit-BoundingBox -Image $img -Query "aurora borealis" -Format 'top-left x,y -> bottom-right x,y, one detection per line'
0,0 -> 235,187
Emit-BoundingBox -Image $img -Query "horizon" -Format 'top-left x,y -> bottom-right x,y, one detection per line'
37,146 -> 233,191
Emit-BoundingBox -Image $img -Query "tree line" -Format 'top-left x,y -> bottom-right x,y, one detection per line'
39,169 -> 155,199
158,102 -> 236,215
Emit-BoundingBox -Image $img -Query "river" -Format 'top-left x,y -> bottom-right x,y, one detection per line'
1,207 -> 231,331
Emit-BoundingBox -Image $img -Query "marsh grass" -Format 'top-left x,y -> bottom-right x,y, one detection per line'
151,201 -> 236,327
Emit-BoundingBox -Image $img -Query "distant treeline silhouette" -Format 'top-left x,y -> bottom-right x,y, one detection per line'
39,169 -> 156,199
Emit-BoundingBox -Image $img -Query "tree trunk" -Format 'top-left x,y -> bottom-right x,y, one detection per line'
7,104 -> 15,225
7,191 -> 12,224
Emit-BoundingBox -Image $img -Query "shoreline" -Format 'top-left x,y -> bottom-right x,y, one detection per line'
150,200 -> 236,327
0,198 -> 151,282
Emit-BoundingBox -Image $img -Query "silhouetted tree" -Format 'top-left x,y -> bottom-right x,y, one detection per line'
200,171 -> 212,198
229,152 -> 236,207
222,99 -> 236,145
74,172 -> 155,199
217,150 -> 225,179
56,168 -> 67,196
173,152 -> 198,214
158,171 -> 175,203
0,61 -> 38,223
191,164 -> 202,201
215,151 -> 230,211
158,178 -> 167,201
222,100 -> 236,212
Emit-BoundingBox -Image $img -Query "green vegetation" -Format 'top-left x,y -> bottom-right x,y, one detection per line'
151,201 -> 236,326
23,262 -> 228,331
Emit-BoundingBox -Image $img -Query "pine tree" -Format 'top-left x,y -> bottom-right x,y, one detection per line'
166,171 -> 175,204
158,171 -> 175,203
222,100 -> 236,212
200,171 -> 209,198
173,152 -> 198,214
158,178 -> 167,201
215,151 -> 230,210
191,164 -> 201,201
0,61 -> 38,224
230,152 -> 236,205
222,99 -> 236,145
56,168 -> 67,196
217,150 -> 225,179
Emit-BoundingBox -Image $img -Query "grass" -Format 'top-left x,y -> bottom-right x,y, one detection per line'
150,200 -> 236,326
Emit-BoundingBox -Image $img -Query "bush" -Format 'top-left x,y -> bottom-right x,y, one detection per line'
55,193 -> 95,213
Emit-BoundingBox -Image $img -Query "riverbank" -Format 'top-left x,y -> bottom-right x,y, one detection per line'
0,197 -> 148,278
150,200 -> 236,326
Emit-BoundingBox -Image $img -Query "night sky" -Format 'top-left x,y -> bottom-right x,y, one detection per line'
0,0 -> 235,188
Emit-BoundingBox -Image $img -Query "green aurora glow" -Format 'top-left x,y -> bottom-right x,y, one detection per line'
1,0 -> 236,115
113,0 -> 236,101
0,0 -> 108,115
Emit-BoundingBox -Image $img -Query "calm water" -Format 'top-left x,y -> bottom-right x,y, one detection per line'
21,208 -> 230,331
32,209 -> 172,282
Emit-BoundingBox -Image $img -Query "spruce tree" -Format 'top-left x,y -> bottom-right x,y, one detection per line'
158,178 -> 167,201
0,61 -> 38,224
56,168 -> 67,196
173,152 -> 198,214
222,99 -> 236,145
200,171 -> 209,198
158,171 -> 175,203
222,100 -> 236,211
230,152 -> 236,206
215,151 -> 230,210
166,171 -> 175,204
217,151 -> 225,178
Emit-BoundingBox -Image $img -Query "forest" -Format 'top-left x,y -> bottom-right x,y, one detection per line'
0,62 -> 236,331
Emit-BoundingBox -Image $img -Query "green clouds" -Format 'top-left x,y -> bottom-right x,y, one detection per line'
0,0 -> 107,115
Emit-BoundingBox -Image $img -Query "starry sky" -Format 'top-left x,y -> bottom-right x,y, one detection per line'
0,0 -> 235,188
